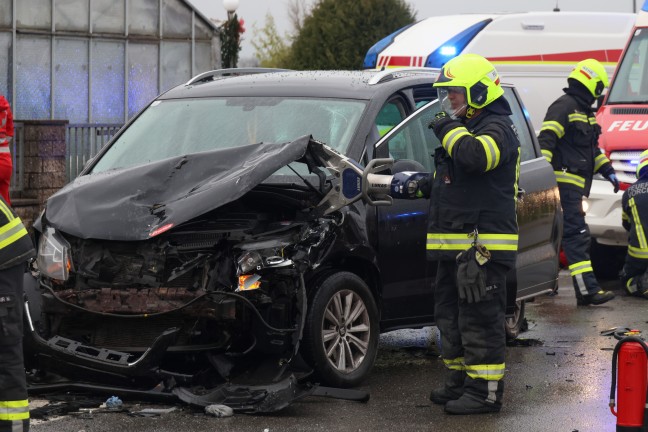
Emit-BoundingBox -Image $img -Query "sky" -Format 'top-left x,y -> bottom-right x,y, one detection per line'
187,0 -> 644,60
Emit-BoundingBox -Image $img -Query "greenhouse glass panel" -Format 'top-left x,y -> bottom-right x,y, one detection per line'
16,36 -> 50,119
54,39 -> 89,123
129,0 -> 159,35
16,0 -> 51,30
93,0 -> 125,34
161,42 -> 190,92
195,42 -> 214,75
163,0 -> 191,38
194,16 -> 214,40
91,40 -> 125,123
128,43 -> 158,118
56,0 -> 89,32
0,33 -> 10,102
0,1 -> 12,27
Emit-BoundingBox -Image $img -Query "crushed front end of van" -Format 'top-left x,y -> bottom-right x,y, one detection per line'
23,136 -> 369,412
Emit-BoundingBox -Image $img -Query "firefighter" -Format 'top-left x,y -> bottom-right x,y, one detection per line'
0,195 -> 35,432
0,96 -> 13,205
409,53 -> 520,414
538,58 -> 617,306
620,149 -> 648,298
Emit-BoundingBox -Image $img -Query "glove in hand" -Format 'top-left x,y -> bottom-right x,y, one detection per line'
456,246 -> 487,303
428,111 -> 454,137
607,173 -> 620,193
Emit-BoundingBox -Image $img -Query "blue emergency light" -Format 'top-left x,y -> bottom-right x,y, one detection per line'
363,24 -> 414,69
424,19 -> 492,68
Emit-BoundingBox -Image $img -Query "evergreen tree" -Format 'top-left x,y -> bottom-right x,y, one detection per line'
288,0 -> 415,70
251,14 -> 293,68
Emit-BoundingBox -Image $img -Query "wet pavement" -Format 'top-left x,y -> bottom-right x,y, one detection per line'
30,271 -> 646,431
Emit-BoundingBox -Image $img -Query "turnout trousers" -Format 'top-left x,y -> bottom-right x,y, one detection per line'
621,255 -> 648,297
0,264 -> 29,432
434,259 -> 507,407
559,186 -> 601,298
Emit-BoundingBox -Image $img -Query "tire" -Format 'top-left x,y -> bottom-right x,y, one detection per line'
302,272 -> 379,388
590,239 -> 626,280
505,300 -> 526,340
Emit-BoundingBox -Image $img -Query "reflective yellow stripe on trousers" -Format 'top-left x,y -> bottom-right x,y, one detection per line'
568,260 -> 593,276
443,357 -> 465,371
465,363 -> 505,380
0,400 -> 29,421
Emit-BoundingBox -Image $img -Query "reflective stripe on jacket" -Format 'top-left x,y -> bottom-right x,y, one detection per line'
0,196 -> 35,270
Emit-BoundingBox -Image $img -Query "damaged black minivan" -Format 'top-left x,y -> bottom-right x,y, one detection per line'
23,69 -> 562,412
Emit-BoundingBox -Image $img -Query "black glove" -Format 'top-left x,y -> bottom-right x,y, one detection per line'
455,245 -> 490,303
415,176 -> 431,198
428,111 -> 454,137
606,173 -> 620,193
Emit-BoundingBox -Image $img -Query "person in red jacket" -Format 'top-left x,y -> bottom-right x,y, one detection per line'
0,96 -> 13,205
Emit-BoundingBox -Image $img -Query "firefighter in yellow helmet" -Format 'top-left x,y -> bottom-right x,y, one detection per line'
620,149 -> 648,298
411,53 -> 521,414
0,196 -> 35,432
538,58 -> 617,306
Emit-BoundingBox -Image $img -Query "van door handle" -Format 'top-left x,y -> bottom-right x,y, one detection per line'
517,187 -> 526,200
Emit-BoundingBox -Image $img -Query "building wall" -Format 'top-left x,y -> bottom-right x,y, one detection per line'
0,0 -> 219,124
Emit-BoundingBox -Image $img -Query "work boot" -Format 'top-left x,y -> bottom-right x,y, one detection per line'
576,290 -> 615,306
429,387 -> 462,405
444,394 -> 501,415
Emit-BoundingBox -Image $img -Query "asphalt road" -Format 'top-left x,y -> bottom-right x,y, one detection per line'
30,271 -> 639,432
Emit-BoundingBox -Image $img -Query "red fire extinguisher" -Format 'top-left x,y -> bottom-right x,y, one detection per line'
610,336 -> 648,431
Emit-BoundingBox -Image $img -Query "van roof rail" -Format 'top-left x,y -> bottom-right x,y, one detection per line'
367,67 -> 440,85
185,68 -> 292,86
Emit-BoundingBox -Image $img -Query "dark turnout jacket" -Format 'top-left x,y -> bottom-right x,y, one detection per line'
538,80 -> 614,197
425,98 -> 521,271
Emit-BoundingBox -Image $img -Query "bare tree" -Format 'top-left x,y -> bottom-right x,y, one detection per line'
286,0 -> 310,36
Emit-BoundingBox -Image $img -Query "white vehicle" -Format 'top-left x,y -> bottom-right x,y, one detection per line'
585,1 -> 648,279
363,11 -> 636,131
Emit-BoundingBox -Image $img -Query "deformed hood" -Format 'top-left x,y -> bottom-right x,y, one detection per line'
45,135 -> 318,241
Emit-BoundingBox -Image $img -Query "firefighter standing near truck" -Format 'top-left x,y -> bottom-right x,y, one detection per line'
0,195 -> 35,432
620,149 -> 648,299
408,53 -> 520,414
538,58 -> 618,306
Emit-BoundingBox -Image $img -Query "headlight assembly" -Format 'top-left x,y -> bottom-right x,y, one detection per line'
37,227 -> 73,281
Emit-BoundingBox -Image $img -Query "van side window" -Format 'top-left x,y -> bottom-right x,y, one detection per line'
376,102 -> 439,173
503,87 -> 536,162
376,99 -> 406,138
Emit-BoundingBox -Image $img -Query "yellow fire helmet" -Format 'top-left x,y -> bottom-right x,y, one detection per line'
568,58 -> 609,98
637,149 -> 648,179
433,53 -> 504,111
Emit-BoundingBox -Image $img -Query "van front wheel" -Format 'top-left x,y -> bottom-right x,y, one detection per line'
302,272 -> 379,388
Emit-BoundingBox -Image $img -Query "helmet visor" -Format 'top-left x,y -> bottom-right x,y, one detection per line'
438,87 -> 468,119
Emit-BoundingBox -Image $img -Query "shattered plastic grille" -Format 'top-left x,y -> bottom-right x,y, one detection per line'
91,315 -> 185,348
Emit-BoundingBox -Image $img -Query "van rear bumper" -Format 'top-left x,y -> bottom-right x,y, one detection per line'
584,178 -> 627,246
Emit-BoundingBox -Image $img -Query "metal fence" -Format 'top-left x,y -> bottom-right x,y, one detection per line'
10,122 -> 25,193
66,124 -> 122,180
8,122 -> 122,194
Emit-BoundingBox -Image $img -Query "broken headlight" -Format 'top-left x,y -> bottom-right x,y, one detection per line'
37,227 -> 73,281
237,250 -> 263,275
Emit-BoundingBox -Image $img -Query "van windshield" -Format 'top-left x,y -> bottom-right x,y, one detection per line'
607,28 -> 648,104
91,97 -> 367,173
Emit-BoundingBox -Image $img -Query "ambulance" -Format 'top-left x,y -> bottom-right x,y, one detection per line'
363,11 -> 636,131
584,1 -> 648,278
